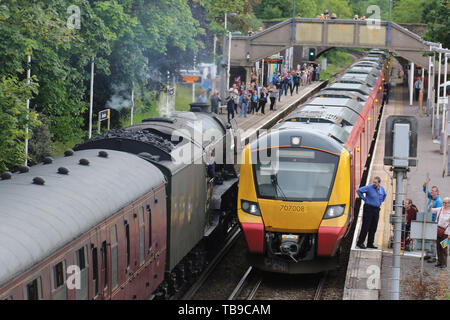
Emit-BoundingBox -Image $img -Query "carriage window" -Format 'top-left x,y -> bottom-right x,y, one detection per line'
110,225 -> 118,290
147,205 -> 152,250
125,223 -> 130,267
101,241 -> 108,290
77,247 -> 86,270
25,277 -> 42,300
139,207 -> 145,265
92,247 -> 98,296
53,261 -> 65,289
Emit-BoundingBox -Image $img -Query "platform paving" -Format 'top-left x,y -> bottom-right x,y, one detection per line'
344,61 -> 450,300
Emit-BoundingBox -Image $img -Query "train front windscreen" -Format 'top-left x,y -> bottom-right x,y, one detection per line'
252,148 -> 339,202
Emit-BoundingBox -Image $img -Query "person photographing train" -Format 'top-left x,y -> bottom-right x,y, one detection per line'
356,176 -> 387,249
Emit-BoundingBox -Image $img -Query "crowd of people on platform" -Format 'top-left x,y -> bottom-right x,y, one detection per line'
203,63 -> 322,123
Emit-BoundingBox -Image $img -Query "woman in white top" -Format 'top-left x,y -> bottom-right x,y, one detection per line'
431,197 -> 450,268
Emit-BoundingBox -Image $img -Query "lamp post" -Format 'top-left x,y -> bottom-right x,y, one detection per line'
222,12 -> 237,98
387,0 -> 392,45
291,0 -> 296,42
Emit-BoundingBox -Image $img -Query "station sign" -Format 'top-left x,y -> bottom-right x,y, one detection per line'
264,58 -> 283,64
99,109 -> 110,122
182,75 -> 201,83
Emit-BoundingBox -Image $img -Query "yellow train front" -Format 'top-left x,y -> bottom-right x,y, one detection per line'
237,128 -> 352,274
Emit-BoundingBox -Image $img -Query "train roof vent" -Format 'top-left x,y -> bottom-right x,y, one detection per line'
64,149 -> 74,157
58,167 -> 69,175
79,159 -> 90,166
1,172 -> 12,180
98,151 -> 109,158
32,177 -> 45,185
43,157 -> 54,164
18,166 -> 30,173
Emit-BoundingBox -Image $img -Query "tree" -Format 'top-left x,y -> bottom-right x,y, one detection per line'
422,0 -> 449,49
392,0 -> 426,23
0,76 -> 39,171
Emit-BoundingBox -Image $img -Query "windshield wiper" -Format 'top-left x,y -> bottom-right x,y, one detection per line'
271,174 -> 288,202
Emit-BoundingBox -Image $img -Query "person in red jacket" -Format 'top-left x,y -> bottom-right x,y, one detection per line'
404,199 -> 418,239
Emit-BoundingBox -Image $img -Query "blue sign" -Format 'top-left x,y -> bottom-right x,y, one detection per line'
99,109 -> 110,122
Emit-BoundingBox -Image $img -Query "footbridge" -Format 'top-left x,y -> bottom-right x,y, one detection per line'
229,18 -> 432,68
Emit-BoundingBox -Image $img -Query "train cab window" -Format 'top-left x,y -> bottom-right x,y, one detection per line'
110,225 -> 118,290
53,261 -> 66,289
101,241 -> 108,290
147,205 -> 152,251
139,207 -> 145,265
92,247 -> 99,297
24,277 -> 42,300
253,148 -> 339,201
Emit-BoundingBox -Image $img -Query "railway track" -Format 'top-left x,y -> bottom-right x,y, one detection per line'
179,226 -> 242,300
228,267 -> 329,300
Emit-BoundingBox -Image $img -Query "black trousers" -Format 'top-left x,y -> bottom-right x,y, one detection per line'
227,107 -> 234,123
270,97 -> 276,110
294,83 -> 299,94
415,88 -> 420,101
258,100 -> 266,114
358,204 -> 380,247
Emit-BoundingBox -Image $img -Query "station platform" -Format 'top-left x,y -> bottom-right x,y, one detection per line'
344,64 -> 450,300
217,81 -> 326,141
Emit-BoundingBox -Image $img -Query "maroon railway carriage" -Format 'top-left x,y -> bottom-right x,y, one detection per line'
0,149 -> 167,300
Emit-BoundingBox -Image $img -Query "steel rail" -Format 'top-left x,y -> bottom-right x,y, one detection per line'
180,226 -> 242,300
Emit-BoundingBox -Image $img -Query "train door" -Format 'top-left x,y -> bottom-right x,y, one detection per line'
89,232 -> 100,300
150,186 -> 167,293
74,244 -> 89,300
122,208 -> 136,299
98,227 -> 110,300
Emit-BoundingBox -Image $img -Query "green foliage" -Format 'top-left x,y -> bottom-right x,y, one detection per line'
0,76 -> 39,171
392,0 -> 426,23
348,0 -> 390,20
422,0 -> 450,49
28,115 -> 54,166
319,48 -> 354,81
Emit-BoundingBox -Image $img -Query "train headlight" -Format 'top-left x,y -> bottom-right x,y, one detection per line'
323,205 -> 346,219
241,200 -> 261,216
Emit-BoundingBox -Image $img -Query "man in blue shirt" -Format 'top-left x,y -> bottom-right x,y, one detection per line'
422,178 -> 443,263
356,176 -> 387,249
